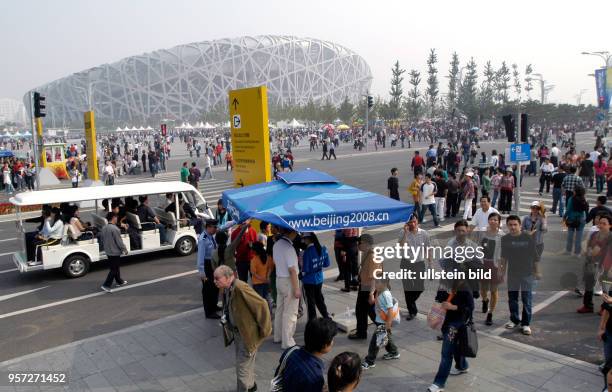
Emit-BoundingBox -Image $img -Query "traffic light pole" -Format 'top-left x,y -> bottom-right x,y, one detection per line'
28,92 -> 41,191
515,110 -> 521,214
365,93 -> 369,151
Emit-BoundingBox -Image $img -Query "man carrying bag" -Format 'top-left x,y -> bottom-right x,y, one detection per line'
214,265 -> 272,392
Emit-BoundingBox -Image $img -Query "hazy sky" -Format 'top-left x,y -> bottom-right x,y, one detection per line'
1,0 -> 610,105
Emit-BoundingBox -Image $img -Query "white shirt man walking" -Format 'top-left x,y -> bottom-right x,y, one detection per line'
273,227 -> 301,349
203,153 -> 214,179
469,195 -> 499,232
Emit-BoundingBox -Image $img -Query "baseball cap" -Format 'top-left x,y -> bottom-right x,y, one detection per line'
531,201 -> 541,207
465,172 -> 474,177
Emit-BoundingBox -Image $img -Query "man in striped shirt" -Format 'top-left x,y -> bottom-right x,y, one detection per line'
561,166 -> 584,205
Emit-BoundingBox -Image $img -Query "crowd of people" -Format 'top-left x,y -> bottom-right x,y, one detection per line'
187,123 -> 612,391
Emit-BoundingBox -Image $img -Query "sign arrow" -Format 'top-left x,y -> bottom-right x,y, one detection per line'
232,98 -> 239,110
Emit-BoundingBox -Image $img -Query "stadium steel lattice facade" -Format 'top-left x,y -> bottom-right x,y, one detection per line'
26,35 -> 372,127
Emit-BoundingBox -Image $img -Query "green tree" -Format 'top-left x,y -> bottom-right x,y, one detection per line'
319,99 -> 337,123
303,100 -> 317,122
425,48 -> 439,118
407,70 -> 422,122
512,63 -> 522,102
478,60 -> 496,120
337,96 -> 354,124
388,61 -> 405,120
447,52 -> 460,113
495,61 -> 511,104
457,58 -> 479,124
524,64 -> 534,100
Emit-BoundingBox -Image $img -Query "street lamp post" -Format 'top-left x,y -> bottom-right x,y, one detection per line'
582,51 -> 611,123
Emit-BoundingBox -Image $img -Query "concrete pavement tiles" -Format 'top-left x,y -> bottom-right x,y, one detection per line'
0,287 -> 602,392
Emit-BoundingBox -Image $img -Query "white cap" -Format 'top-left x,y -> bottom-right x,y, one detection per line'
465,172 -> 474,177
531,201 -> 540,207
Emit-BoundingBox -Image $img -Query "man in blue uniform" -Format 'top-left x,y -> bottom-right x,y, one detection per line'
197,219 -> 220,319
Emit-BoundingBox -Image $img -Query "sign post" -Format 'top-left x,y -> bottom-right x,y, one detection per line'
84,111 -> 99,181
228,86 -> 271,187
509,142 -> 530,213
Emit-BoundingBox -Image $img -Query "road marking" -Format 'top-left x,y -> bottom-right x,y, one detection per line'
0,237 -> 16,242
0,286 -> 49,302
491,290 -> 569,335
0,251 -> 14,257
0,270 -> 197,321
532,290 -> 568,313
0,268 -> 17,274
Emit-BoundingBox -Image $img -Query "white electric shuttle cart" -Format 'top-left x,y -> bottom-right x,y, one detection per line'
10,181 -> 212,278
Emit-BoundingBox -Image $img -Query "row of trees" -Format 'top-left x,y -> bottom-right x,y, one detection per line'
384,49 -> 542,124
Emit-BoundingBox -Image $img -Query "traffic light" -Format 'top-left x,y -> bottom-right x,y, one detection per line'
502,114 -> 516,142
367,95 -> 374,109
161,123 -> 167,136
34,92 -> 46,118
520,113 -> 528,142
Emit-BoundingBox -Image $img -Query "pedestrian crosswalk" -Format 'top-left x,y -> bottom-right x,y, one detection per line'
517,189 -> 602,215
368,187 -> 605,235
114,171 -> 233,204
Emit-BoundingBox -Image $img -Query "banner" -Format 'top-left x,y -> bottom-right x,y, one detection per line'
595,68 -> 606,109
607,67 -> 612,110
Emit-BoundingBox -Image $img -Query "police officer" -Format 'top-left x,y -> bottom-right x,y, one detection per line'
197,219 -> 220,319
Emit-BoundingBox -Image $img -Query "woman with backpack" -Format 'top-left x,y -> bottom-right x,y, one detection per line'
564,186 -> 589,256
361,279 -> 400,370
300,232 -> 331,320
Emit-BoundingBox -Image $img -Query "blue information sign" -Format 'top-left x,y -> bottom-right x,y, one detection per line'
510,143 -> 531,162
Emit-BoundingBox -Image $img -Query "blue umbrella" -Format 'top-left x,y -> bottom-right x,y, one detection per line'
0,150 -> 14,158
222,169 -> 414,231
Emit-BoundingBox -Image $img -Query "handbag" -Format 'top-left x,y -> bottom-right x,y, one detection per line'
427,293 -> 454,330
270,346 -> 300,391
221,321 -> 234,347
458,319 -> 479,358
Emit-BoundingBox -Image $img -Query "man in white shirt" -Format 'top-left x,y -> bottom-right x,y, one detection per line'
202,153 -> 214,179
469,195 -> 499,232
550,143 -> 560,167
273,227 -> 301,349
589,148 -> 601,163
419,174 -> 439,227
103,161 -> 115,185
539,157 -> 555,195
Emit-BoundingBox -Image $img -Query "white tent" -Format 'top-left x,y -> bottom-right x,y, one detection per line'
145,126 -> 153,130
115,127 -> 123,132
138,126 -> 145,131
130,126 -> 137,131
185,123 -> 193,129
289,118 -> 303,128
203,122 -> 214,129
180,122 -> 187,128
198,122 -> 205,128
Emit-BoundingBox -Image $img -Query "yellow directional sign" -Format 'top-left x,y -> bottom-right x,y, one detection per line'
229,86 -> 271,187
84,111 -> 99,181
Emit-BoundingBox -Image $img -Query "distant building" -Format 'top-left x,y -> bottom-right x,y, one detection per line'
0,98 -> 26,124
26,35 -> 372,127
